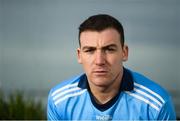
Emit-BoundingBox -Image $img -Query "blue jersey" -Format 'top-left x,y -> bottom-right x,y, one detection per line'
47,68 -> 176,120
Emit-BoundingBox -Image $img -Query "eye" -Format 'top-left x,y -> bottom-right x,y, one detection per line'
104,47 -> 116,53
107,48 -> 116,51
83,48 -> 95,53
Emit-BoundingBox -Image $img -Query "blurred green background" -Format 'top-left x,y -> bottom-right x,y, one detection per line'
0,90 -> 46,120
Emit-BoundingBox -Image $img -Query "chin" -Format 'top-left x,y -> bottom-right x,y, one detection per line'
91,78 -> 112,87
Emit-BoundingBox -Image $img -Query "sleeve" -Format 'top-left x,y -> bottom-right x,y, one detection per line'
156,96 -> 176,120
47,90 -> 61,120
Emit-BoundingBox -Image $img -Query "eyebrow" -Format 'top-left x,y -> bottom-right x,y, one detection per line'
82,44 -> 117,50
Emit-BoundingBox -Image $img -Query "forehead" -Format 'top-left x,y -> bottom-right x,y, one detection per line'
80,28 -> 121,47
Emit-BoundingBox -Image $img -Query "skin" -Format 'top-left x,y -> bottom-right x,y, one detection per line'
77,28 -> 128,104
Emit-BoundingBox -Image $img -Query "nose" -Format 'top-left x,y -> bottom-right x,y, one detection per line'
95,50 -> 105,66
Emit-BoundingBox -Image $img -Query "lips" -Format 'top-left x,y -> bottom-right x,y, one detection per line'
92,69 -> 108,76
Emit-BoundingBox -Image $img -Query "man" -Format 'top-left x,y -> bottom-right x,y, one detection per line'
47,14 -> 176,120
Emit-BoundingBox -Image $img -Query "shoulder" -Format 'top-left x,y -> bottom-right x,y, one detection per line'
50,74 -> 82,93
48,74 -> 84,101
125,69 -> 172,112
47,74 -> 87,119
126,69 -> 176,119
48,73 -> 88,105
130,70 -> 170,102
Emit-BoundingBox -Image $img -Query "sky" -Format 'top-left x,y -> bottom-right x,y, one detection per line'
0,0 -> 180,116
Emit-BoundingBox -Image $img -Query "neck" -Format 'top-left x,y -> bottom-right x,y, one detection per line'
88,72 -> 122,104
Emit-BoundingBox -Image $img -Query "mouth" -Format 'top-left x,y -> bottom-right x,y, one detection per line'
92,70 -> 108,76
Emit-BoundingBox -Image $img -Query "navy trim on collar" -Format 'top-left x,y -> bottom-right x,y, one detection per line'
78,73 -> 88,89
120,68 -> 134,91
78,68 -> 134,111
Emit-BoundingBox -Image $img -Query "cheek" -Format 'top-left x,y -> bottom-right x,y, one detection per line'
111,61 -> 122,69
108,55 -> 123,64
108,57 -> 123,70
81,57 -> 93,69
82,54 -> 94,64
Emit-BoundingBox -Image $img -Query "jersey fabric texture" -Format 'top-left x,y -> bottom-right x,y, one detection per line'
47,68 -> 176,120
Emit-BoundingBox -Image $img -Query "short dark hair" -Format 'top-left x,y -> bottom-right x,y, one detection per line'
78,14 -> 125,47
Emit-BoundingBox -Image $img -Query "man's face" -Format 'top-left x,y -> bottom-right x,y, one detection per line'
77,28 -> 128,87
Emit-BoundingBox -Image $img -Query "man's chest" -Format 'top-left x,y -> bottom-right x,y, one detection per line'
59,93 -> 150,120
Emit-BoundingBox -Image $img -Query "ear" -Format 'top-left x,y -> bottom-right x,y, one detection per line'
77,48 -> 82,64
122,45 -> 128,62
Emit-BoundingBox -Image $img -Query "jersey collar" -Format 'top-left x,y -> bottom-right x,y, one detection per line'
78,67 -> 134,91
